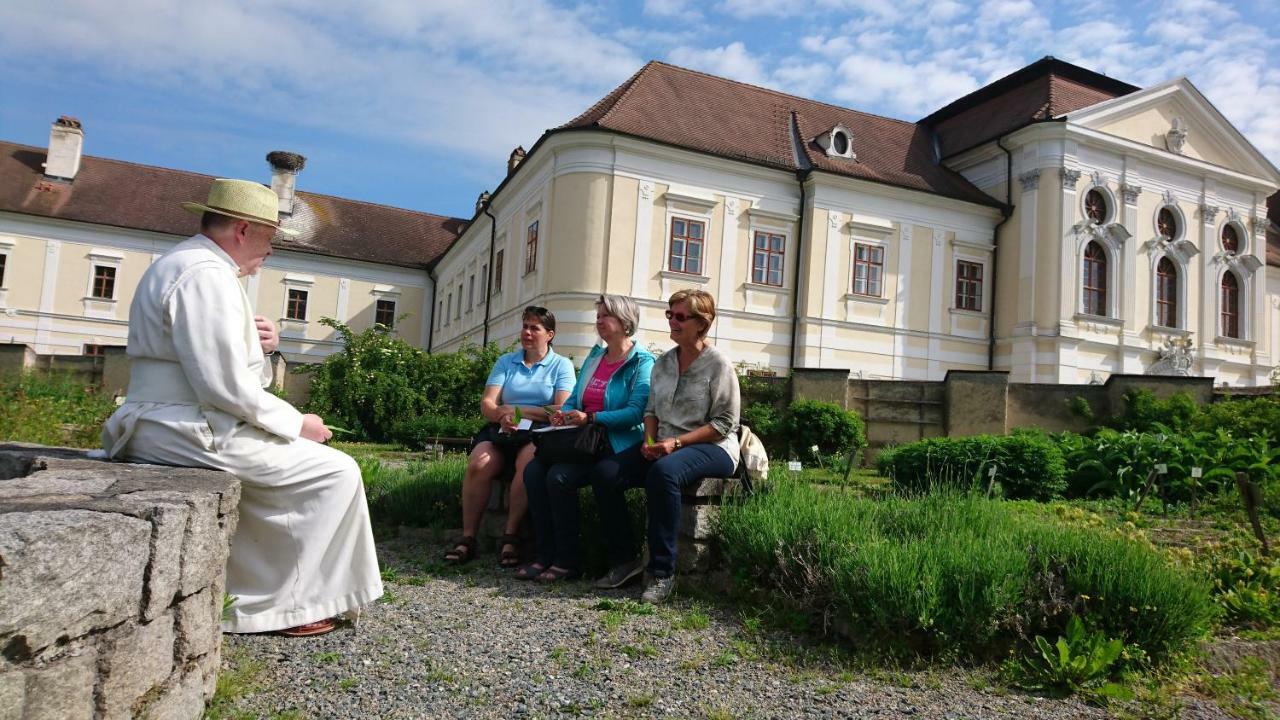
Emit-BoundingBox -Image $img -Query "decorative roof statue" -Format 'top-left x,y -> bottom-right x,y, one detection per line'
1165,117 -> 1188,154
1145,334 -> 1195,376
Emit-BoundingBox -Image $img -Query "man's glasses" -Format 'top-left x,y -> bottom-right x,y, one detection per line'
665,310 -> 694,323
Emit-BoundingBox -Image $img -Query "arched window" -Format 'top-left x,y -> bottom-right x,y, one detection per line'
1155,257 -> 1178,328
1221,224 -> 1239,254
1084,189 -> 1108,223
1082,241 -> 1108,316
1157,207 -> 1179,239
1221,272 -> 1240,339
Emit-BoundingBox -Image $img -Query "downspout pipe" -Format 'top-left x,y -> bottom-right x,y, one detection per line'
789,169 -> 811,370
426,265 -> 438,353
988,137 -> 1014,370
481,204 -> 498,346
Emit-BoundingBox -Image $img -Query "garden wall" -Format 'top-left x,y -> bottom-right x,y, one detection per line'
792,369 -> 1221,456
0,445 -> 239,720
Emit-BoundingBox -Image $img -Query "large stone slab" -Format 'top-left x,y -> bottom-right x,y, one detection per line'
23,650 -> 97,720
0,511 -> 149,657
140,666 -> 205,720
174,589 -> 218,662
99,615 -> 175,720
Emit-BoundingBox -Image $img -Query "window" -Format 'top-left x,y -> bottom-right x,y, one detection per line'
437,300 -> 443,329
455,285 -> 462,319
0,253 -> 6,287
468,274 -> 475,309
1221,224 -> 1239,254
375,299 -> 396,328
1082,241 -> 1108,316
1221,272 -> 1240,339
285,288 -> 308,320
83,344 -> 105,358
1084,189 -> 1108,223
955,260 -> 983,311
668,218 -> 705,275
1155,257 -> 1178,328
480,264 -> 488,299
91,265 -> 116,299
525,221 -> 538,275
446,293 -> 452,325
852,243 -> 884,297
1156,207 -> 1178,239
751,231 -> 785,286
493,250 -> 504,295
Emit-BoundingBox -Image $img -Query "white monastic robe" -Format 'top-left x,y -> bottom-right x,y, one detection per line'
102,235 -> 382,633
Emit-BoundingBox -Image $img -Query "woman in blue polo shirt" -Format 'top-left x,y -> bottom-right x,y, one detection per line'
444,306 -> 575,566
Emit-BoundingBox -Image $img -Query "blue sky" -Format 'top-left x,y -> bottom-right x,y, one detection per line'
2,1 -> 1277,220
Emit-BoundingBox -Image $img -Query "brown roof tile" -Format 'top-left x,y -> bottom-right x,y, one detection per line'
0,141 -> 465,269
921,57 -> 1138,159
559,61 -> 1000,207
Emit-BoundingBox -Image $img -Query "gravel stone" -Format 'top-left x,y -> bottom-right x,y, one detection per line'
220,534 -> 1119,719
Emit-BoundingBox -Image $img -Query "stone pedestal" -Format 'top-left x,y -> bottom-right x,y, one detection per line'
0,445 -> 239,720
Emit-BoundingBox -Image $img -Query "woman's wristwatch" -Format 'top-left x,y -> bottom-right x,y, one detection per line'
673,437 -> 683,449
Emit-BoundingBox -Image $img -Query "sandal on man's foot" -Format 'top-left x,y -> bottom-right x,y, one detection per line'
443,536 -> 476,565
498,533 -> 521,568
513,562 -> 547,581
277,618 -> 337,637
535,566 -> 581,584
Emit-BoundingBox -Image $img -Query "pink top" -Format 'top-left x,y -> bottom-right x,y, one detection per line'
581,355 -> 625,415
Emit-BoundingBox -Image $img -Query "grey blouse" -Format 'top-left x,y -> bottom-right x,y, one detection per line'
644,344 -> 740,470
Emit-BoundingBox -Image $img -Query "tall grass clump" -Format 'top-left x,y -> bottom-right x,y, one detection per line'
0,371 -> 117,448
876,432 -> 1066,500
718,478 -> 1213,662
360,454 -> 467,529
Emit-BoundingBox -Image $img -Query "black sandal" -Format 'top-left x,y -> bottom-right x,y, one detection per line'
535,566 -> 581,584
513,562 -> 547,581
499,533 -> 521,568
443,536 -> 476,565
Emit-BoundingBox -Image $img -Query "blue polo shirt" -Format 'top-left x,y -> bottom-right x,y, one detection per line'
485,348 -> 576,407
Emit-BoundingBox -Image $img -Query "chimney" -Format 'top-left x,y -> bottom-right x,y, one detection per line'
266,151 -> 306,215
507,146 -> 526,175
475,191 -> 491,215
43,116 -> 84,181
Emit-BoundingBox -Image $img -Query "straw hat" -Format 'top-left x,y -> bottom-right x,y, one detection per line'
182,178 -> 298,236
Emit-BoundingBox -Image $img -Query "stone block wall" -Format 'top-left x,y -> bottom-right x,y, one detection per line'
0,446 -> 239,720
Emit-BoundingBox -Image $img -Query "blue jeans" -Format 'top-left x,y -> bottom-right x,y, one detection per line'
591,442 -> 734,578
523,457 -> 592,570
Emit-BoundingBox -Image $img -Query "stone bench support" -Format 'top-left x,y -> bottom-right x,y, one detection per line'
0,446 -> 239,720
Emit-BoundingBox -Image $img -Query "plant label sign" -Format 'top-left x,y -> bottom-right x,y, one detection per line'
988,466 -> 997,478
1154,463 -> 1168,475
787,461 -> 803,472
1191,467 -> 1202,478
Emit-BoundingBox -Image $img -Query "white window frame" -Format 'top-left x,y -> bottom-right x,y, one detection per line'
1149,251 -> 1188,331
1075,235 -> 1119,320
83,248 -> 124,318
952,256 -> 986,314
849,240 -> 887,299
659,191 -> 715,291
1080,184 -> 1117,225
744,208 -> 793,291
1219,219 -> 1249,256
1215,266 -> 1251,343
280,273 -> 315,326
0,236 -> 14,307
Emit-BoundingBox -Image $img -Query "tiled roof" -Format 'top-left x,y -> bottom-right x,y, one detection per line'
0,141 -> 466,269
558,61 -> 1000,208
921,57 -> 1139,159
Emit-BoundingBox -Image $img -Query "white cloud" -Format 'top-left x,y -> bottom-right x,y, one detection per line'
717,0 -> 798,18
668,42 -> 772,87
831,54 -> 979,116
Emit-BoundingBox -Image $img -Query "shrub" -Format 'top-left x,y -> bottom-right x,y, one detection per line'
0,371 -> 117,448
717,480 -> 1214,661
391,414 -> 486,449
781,399 -> 866,460
303,318 -> 504,442
877,433 -> 1067,501
1194,396 -> 1280,441
740,403 -> 783,456
1110,389 -> 1199,433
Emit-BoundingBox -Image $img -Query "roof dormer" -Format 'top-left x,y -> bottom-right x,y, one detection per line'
815,124 -> 856,160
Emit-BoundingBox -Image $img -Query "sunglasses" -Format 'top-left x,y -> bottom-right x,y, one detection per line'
665,310 -> 695,323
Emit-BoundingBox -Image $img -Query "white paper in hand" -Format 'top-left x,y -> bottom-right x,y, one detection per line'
516,418 -> 533,431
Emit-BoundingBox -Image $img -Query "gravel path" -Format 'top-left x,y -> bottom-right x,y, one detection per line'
222,533 -> 1118,719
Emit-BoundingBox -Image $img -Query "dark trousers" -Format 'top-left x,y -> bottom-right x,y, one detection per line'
591,442 -> 734,578
523,457 -> 592,570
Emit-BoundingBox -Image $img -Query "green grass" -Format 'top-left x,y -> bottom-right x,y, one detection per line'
718,478 -> 1216,663
0,371 -> 117,448
359,454 -> 468,529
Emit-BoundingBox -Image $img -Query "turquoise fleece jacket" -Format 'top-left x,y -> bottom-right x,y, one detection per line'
563,342 -> 655,454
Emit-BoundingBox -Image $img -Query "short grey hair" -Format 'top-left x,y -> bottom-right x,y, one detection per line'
595,293 -> 639,336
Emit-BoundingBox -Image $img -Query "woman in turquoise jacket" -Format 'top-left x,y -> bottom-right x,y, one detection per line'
515,294 -> 654,582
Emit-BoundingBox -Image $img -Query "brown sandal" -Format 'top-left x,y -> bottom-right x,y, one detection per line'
444,536 -> 476,565
499,533 -> 521,568
277,618 -> 337,637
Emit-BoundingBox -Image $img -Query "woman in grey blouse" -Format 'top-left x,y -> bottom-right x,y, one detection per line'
589,289 -> 740,603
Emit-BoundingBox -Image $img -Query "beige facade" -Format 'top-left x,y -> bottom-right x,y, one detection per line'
949,78 -> 1279,385
0,213 -> 433,363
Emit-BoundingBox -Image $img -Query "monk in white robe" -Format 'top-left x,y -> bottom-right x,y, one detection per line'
102,178 -> 382,636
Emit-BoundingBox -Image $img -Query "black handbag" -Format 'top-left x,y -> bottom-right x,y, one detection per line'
533,423 -> 611,465
479,423 -> 534,451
